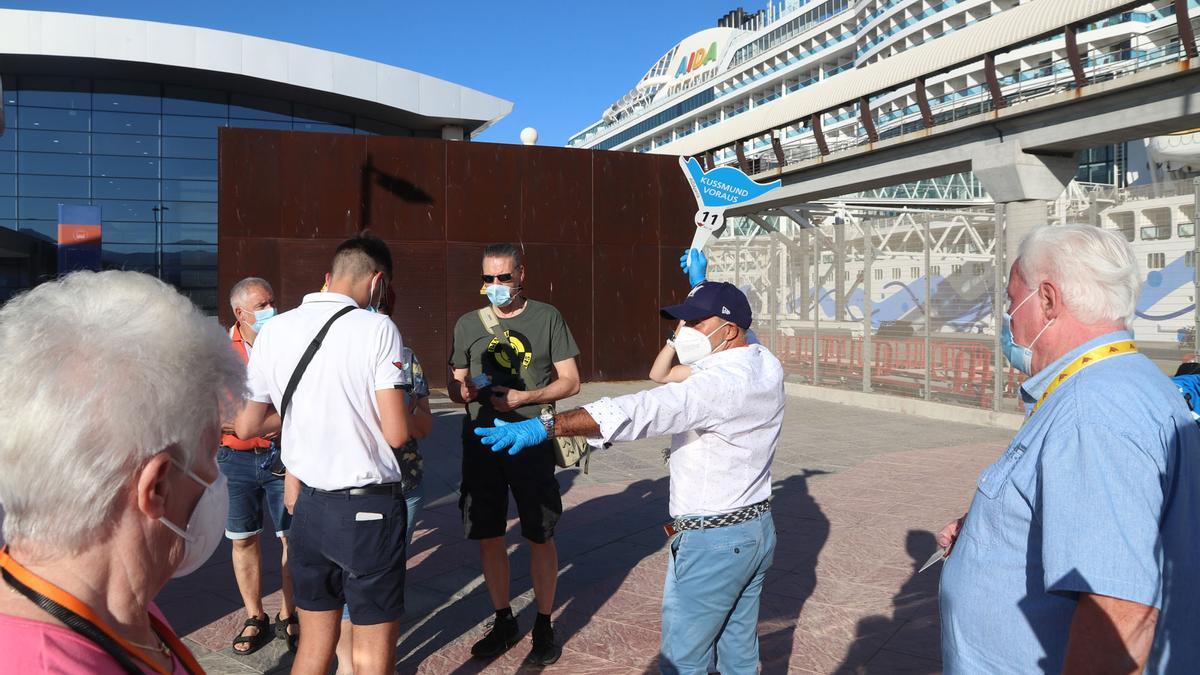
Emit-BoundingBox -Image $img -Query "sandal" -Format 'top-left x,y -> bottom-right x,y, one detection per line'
232,613 -> 272,656
275,612 -> 299,652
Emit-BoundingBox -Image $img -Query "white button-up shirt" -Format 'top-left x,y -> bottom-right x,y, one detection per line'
582,344 -> 785,518
246,292 -> 408,490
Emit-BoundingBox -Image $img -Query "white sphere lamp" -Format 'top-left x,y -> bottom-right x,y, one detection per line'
520,127 -> 539,146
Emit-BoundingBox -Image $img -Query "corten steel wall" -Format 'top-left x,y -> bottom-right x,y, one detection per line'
217,129 -> 696,388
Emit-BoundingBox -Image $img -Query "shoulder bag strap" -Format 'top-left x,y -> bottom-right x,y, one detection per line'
279,305 -> 355,423
477,306 -> 505,341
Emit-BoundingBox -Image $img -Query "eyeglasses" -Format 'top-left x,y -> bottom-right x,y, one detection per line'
481,273 -> 515,283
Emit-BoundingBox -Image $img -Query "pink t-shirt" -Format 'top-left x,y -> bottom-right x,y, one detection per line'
0,604 -> 188,674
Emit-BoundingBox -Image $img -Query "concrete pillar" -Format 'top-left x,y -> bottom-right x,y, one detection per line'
972,139 -> 1076,263
441,125 -> 465,141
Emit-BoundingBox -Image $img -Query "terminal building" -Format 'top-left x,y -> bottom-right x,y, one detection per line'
0,9 -> 512,310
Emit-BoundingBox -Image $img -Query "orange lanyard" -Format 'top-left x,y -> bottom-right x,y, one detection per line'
1030,340 -> 1138,416
0,547 -> 204,675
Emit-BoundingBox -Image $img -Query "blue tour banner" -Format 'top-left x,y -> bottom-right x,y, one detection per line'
679,156 -> 780,250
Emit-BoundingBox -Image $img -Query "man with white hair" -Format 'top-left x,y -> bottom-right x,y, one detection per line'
936,224 -> 1200,674
0,271 -> 244,672
220,277 -> 298,655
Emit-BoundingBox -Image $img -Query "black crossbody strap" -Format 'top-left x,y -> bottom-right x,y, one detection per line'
280,305 -> 355,423
2,567 -> 144,674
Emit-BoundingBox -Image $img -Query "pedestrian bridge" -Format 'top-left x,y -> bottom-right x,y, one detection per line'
658,0 -> 1200,218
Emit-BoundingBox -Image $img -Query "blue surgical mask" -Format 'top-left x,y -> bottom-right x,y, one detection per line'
1000,290 -> 1054,375
485,284 -> 513,307
250,307 -> 275,334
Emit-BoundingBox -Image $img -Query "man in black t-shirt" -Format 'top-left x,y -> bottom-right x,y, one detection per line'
448,243 -> 580,666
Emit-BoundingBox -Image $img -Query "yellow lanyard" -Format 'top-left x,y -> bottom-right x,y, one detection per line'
1030,340 -> 1138,416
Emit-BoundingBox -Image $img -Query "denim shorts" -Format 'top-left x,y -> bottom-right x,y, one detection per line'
216,445 -> 290,539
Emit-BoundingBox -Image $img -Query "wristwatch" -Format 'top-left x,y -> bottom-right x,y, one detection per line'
539,409 -> 556,438
666,330 -> 676,349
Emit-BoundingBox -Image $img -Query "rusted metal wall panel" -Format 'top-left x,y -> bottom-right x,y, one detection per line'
219,129 -> 694,388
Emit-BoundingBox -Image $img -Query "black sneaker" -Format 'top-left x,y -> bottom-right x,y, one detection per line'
524,621 -> 561,666
470,614 -> 520,658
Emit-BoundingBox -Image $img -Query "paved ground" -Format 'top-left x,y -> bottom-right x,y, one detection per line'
159,382 -> 1013,674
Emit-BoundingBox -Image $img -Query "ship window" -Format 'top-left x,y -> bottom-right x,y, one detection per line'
1108,212 -> 1135,241
1148,252 -> 1166,269
931,265 -> 941,277
1187,251 -> 1195,268
1142,208 -> 1171,240
873,268 -> 883,280
1180,222 -> 1194,238
952,264 -> 962,274
911,267 -> 919,278
891,268 -> 900,279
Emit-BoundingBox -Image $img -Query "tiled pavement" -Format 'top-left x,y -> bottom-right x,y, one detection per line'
159,382 -> 1013,674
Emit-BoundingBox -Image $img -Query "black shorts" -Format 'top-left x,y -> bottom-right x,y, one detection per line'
288,486 -> 408,625
459,419 -> 562,543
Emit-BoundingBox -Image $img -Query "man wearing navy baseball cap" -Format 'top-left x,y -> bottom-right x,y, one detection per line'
472,278 -> 786,674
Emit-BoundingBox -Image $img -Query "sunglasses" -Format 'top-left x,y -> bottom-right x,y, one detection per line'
481,273 -> 515,283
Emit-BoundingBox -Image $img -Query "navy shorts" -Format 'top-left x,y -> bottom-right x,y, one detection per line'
216,445 -> 290,539
288,486 -> 408,625
459,419 -> 562,543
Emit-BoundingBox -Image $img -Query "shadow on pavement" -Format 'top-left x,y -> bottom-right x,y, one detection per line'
759,469 -> 830,674
836,529 -> 942,673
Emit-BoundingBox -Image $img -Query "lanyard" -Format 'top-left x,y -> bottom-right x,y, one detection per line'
1030,340 -> 1138,416
0,547 -> 204,675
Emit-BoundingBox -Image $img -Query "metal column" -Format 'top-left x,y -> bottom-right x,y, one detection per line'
924,216 -> 933,401
1193,178 -> 1200,361
863,220 -> 873,393
993,204 -> 1007,412
813,233 -> 821,385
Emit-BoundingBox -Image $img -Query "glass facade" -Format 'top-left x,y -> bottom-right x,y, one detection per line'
0,73 -> 423,313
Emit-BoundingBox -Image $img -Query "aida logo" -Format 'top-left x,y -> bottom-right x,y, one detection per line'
675,41 -> 718,78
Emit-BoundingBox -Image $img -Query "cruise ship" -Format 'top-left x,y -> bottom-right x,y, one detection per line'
570,0 -> 1200,348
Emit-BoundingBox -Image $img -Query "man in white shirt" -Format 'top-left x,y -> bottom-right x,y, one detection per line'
235,235 -> 411,675
474,282 -> 785,675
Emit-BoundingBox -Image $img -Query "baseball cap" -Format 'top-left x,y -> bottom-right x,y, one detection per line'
660,281 -> 752,330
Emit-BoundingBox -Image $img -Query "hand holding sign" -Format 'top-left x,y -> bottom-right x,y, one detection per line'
679,157 -> 780,254
679,248 -> 708,288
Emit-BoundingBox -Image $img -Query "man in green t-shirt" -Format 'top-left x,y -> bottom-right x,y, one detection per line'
448,242 -> 580,666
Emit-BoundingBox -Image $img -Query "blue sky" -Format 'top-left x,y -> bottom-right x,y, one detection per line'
2,0 -> 748,146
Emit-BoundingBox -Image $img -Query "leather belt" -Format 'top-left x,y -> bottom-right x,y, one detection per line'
310,482 -> 406,497
674,500 -> 770,531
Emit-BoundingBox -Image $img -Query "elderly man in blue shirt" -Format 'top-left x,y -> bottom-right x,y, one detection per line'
936,224 -> 1200,674
473,281 -> 785,675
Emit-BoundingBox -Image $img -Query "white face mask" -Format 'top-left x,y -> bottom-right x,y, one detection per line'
675,321 -> 732,365
159,457 -> 228,578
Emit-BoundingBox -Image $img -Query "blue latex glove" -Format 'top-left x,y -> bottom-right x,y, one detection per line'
679,248 -> 708,288
473,418 -> 547,455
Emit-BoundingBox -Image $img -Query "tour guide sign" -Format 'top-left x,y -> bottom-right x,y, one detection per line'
679,156 -> 781,250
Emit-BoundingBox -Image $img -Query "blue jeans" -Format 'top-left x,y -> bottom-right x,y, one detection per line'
217,445 -> 290,539
660,512 -> 776,675
339,484 -> 424,621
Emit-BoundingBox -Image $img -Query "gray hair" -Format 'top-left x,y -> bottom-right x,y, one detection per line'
0,271 -> 245,554
1016,224 -> 1141,327
484,242 -> 523,267
229,277 -> 273,311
